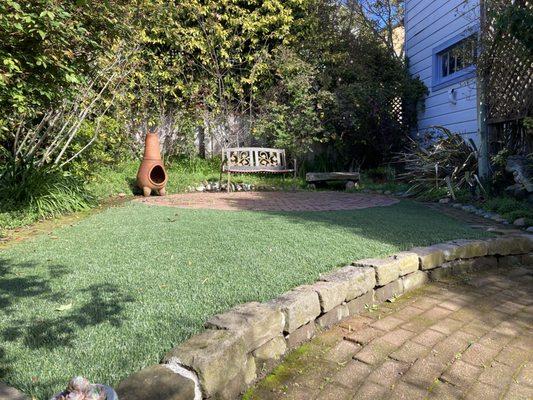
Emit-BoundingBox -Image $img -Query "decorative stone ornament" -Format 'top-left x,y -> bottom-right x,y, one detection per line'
137,132 -> 168,197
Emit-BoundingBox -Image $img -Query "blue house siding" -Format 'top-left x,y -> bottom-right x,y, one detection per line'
406,0 -> 481,145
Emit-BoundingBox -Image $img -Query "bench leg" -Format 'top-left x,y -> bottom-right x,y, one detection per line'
227,171 -> 231,193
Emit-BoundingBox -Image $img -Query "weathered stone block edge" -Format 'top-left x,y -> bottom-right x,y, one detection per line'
115,234 -> 533,400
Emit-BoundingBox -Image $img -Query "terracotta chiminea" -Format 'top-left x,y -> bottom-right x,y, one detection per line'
137,132 -> 168,197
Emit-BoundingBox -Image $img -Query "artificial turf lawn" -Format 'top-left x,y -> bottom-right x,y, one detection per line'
0,200 -> 490,398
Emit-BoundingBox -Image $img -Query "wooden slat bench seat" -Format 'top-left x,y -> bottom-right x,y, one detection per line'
305,172 -> 360,183
222,147 -> 296,192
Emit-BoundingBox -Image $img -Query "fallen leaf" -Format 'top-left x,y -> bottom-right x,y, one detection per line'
55,303 -> 73,311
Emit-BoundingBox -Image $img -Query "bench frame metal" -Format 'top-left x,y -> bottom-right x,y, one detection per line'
221,147 -> 296,192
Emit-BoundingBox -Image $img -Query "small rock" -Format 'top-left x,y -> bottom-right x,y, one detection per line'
439,198 -> 450,204
384,190 -> 392,195
527,226 -> 533,232
452,203 -> 463,209
206,183 -> 212,191
514,218 -> 526,227
195,185 -> 205,192
118,192 -> 126,198
345,181 -> 356,191
0,383 -> 28,400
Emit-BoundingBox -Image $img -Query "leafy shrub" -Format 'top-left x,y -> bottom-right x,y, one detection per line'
67,117 -> 134,179
0,162 -> 94,225
483,196 -> 533,224
396,127 -> 483,199
365,166 -> 396,183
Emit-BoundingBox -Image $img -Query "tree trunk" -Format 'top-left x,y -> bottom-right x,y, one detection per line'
198,125 -> 206,159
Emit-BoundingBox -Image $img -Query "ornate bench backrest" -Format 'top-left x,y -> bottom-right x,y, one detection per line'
223,147 -> 287,171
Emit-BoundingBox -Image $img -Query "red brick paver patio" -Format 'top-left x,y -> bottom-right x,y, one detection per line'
138,191 -> 399,212
248,267 -> 533,400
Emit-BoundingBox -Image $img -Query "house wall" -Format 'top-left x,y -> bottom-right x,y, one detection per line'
405,0 -> 481,145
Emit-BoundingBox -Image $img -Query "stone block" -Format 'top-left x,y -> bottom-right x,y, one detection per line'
374,279 -> 403,303
346,291 -> 375,316
0,383 -> 28,400
285,321 -> 316,349
253,337 -> 286,378
401,270 -> 429,292
205,302 -> 284,351
163,329 -> 247,398
310,281 -> 348,312
394,252 -> 420,275
515,234 -> 533,253
411,246 -> 445,270
244,355 -> 256,386
498,255 -> 523,268
433,242 -> 464,261
116,365 -> 197,400
320,265 -> 375,300
353,256 -> 402,286
214,356 -> 256,400
486,235 -> 532,256
521,253 -> 533,267
428,259 -> 475,281
268,286 -> 321,333
471,256 -> 498,272
316,304 -> 349,329
448,239 -> 489,259
253,335 -> 287,361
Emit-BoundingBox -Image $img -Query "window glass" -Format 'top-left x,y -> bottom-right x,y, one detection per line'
439,36 -> 476,78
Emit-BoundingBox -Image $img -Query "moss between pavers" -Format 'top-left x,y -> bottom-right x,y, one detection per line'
243,337 -> 339,399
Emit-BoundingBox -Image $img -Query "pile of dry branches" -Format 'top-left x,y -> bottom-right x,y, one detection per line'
396,126 -> 484,199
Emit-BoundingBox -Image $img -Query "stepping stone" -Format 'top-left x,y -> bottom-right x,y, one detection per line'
0,383 -> 27,400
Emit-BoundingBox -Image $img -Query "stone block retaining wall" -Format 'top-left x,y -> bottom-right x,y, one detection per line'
116,234 -> 533,400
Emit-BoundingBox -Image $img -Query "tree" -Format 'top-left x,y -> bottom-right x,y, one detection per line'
0,0 -> 129,116
254,0 -> 426,168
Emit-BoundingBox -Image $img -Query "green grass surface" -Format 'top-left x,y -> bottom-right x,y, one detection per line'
0,200 -> 490,398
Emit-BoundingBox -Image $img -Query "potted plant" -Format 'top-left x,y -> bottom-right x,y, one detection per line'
51,377 -> 118,400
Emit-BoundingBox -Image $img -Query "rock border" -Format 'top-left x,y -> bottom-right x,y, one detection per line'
116,234 -> 533,400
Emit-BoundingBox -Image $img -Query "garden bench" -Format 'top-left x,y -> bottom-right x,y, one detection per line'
221,147 -> 296,192
306,172 -> 360,188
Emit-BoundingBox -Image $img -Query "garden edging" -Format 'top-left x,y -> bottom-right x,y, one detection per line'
116,234 -> 533,400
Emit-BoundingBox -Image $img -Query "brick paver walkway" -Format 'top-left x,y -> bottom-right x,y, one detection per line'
425,204 -> 522,234
138,191 -> 399,211
248,267 -> 533,400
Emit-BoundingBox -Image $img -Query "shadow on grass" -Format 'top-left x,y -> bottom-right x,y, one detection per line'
0,257 -> 135,391
194,192 -> 488,249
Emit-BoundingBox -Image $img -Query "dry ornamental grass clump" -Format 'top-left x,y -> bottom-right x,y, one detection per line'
396,126 -> 484,199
